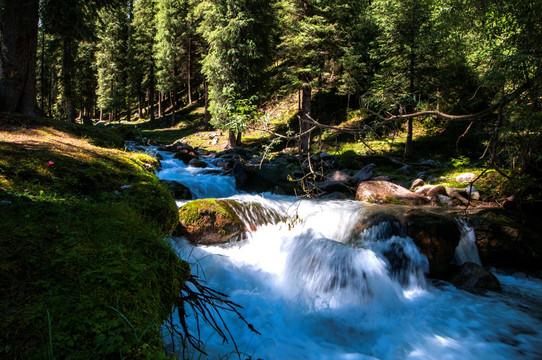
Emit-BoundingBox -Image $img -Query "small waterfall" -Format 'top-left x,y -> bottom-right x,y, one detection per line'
152,147 -> 542,360
284,232 -> 405,309
454,218 -> 482,266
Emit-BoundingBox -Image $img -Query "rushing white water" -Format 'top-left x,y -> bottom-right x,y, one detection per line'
155,151 -> 542,360
454,219 -> 482,266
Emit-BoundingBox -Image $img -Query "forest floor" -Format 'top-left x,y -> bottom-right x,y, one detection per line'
130,101 -> 512,205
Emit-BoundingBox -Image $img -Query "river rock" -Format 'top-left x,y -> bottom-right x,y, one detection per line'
396,165 -> 413,175
456,172 -> 476,183
330,170 -> 351,182
233,161 -> 296,195
415,184 -> 435,196
174,150 -> 196,164
316,180 -> 353,194
161,180 -> 192,200
405,209 -> 461,276
427,185 -> 447,198
450,262 -> 501,293
352,163 -> 376,183
188,158 -> 207,168
355,181 -> 429,205
468,209 -> 542,270
175,199 -> 244,245
410,178 -> 425,191
465,185 -> 481,200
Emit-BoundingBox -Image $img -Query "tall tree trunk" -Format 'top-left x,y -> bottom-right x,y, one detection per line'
203,81 -> 210,125
404,50 -> 416,158
170,90 -> 176,126
299,84 -> 312,154
158,91 -> 162,118
187,38 -> 192,105
0,0 -> 40,114
149,73 -> 155,121
62,38 -> 76,123
227,130 -> 237,148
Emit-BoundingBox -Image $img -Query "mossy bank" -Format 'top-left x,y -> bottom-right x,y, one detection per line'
0,114 -> 189,359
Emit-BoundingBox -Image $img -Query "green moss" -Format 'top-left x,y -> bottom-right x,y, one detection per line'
0,115 -> 188,359
178,199 -> 238,226
384,196 -> 407,205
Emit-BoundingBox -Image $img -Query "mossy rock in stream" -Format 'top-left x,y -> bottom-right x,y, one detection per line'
176,199 -> 287,245
176,199 -> 245,245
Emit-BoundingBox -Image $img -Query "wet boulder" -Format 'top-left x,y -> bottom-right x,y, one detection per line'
352,163 -> 376,183
355,181 -> 429,206
450,262 -> 501,293
232,161 -> 296,195
175,199 -> 244,245
405,209 -> 461,276
175,199 -> 287,245
174,150 -> 196,164
467,209 -> 542,270
161,180 -> 192,200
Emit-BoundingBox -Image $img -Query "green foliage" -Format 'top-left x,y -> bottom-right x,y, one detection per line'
450,155 -> 471,169
197,0 -> 276,131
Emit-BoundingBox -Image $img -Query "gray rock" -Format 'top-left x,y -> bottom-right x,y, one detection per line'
161,180 -> 192,200
456,172 -> 476,183
436,194 -> 453,206
330,170 -> 351,182
396,165 -> 413,175
415,184 -> 435,196
352,163 -> 376,182
410,178 -> 425,191
450,262 -> 501,293
465,185 -> 481,200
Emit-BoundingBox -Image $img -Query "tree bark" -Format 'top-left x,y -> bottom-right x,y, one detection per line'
299,84 -> 312,153
203,81 -> 210,125
62,37 -> 76,122
0,0 -> 40,114
149,72 -> 155,121
170,90 -> 176,126
187,38 -> 192,105
227,130 -> 237,148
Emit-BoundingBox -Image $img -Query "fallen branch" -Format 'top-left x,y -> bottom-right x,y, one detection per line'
169,274 -> 260,359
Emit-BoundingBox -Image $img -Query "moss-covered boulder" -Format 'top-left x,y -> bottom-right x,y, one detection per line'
176,199 -> 245,245
176,199 -> 287,245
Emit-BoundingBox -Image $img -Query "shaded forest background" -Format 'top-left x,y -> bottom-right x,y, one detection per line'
1,0 -> 542,201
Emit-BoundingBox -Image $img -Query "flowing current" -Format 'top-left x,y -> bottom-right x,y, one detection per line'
155,151 -> 542,360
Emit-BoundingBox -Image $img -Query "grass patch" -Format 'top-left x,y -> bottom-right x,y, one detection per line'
0,114 -> 188,358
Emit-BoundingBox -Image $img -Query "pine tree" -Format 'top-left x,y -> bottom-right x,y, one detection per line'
277,0 -> 339,153
131,0 -> 158,120
197,0 -> 276,147
96,1 -> 131,122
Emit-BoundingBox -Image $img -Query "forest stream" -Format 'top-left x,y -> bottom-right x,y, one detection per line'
155,149 -> 542,360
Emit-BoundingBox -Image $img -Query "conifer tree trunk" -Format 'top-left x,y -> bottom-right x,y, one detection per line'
62,38 -> 76,123
187,38 -> 192,105
158,92 -> 162,117
170,90 -> 176,125
0,0 -> 40,114
228,130 -> 237,148
203,81 -> 210,124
